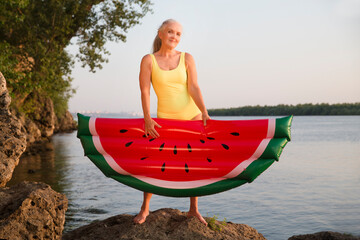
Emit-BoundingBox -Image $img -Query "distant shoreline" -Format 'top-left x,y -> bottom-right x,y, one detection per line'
71,103 -> 360,117
208,103 -> 360,116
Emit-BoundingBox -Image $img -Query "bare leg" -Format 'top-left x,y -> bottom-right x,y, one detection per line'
188,114 -> 207,225
134,192 -> 152,224
187,197 -> 208,226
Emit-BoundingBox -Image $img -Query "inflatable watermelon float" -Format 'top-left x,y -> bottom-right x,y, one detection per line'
77,114 -> 292,197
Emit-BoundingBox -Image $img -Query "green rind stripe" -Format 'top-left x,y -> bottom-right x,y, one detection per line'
88,154 -> 119,178
235,158 -> 275,183
260,138 -> 289,161
79,136 -> 99,156
77,113 -> 91,137
274,115 -> 293,141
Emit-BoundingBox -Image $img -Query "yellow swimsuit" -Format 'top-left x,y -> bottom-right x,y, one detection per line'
150,52 -> 201,120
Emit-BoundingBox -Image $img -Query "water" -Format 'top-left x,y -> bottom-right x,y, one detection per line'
7,116 -> 360,239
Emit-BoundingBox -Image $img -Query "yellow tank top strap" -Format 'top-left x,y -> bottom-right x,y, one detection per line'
150,54 -> 158,70
179,52 -> 185,67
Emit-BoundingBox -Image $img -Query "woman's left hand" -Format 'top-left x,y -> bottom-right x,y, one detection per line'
202,111 -> 211,126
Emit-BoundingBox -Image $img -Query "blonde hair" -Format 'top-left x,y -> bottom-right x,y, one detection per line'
152,19 -> 179,53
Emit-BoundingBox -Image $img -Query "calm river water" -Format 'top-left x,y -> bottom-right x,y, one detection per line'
8,116 -> 360,240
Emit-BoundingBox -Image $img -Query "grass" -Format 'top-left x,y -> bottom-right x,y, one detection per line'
206,215 -> 227,232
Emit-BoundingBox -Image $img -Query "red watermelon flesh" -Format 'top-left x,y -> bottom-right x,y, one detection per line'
92,117 -> 271,182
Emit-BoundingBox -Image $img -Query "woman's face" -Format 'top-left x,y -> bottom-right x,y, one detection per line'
159,22 -> 182,49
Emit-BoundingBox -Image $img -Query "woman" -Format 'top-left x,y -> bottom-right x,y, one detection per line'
135,19 -> 210,225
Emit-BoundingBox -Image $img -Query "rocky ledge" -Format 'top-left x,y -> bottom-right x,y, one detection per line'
0,72 -> 71,239
0,72 -> 27,187
0,181 -> 68,240
63,208 -> 266,240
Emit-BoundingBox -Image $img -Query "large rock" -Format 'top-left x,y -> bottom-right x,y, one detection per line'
54,110 -> 77,133
0,72 -> 11,114
11,108 -> 42,145
23,91 -> 56,138
289,231 -> 360,240
0,181 -> 68,240
63,208 -> 266,240
0,72 -> 27,187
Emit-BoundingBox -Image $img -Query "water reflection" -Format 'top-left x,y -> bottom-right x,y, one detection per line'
7,137 -> 67,193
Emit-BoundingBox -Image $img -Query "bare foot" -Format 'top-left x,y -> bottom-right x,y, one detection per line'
187,211 -> 208,226
133,210 -> 149,224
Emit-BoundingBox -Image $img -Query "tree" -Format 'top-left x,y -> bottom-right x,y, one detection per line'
0,0 -> 151,116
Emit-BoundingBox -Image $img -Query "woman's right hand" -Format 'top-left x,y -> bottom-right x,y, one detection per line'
144,117 -> 162,138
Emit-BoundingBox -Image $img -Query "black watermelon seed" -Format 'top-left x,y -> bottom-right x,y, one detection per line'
200,139 -> 205,144
173,145 -> 177,155
231,132 -> 240,136
142,134 -> 147,138
140,157 -> 148,160
187,144 -> 192,152
120,129 -> 128,133
207,158 -> 212,162
222,144 -> 229,150
149,138 -> 155,142
125,141 -> 133,147
159,143 -> 165,151
185,163 -> 189,173
207,137 -> 215,140
161,163 -> 165,172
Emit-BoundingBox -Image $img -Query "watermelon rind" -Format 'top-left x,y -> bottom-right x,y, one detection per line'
77,113 -> 292,197
275,115 -> 293,141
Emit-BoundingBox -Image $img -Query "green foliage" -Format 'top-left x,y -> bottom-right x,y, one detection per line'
0,0 -> 152,117
75,0 -> 152,72
208,103 -> 360,116
206,215 -> 227,232
0,41 -> 29,95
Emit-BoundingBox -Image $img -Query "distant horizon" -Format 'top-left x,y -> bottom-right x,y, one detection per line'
72,101 -> 360,114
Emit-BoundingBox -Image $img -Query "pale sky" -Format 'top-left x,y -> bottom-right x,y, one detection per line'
68,0 -> 360,115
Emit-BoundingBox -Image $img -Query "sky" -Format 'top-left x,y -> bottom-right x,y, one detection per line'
68,0 -> 360,115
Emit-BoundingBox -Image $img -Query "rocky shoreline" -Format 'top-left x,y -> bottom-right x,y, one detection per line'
1,72 -> 359,239
0,72 -> 74,239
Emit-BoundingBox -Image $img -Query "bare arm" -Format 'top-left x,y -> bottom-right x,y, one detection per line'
139,54 -> 161,137
185,53 -> 211,125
